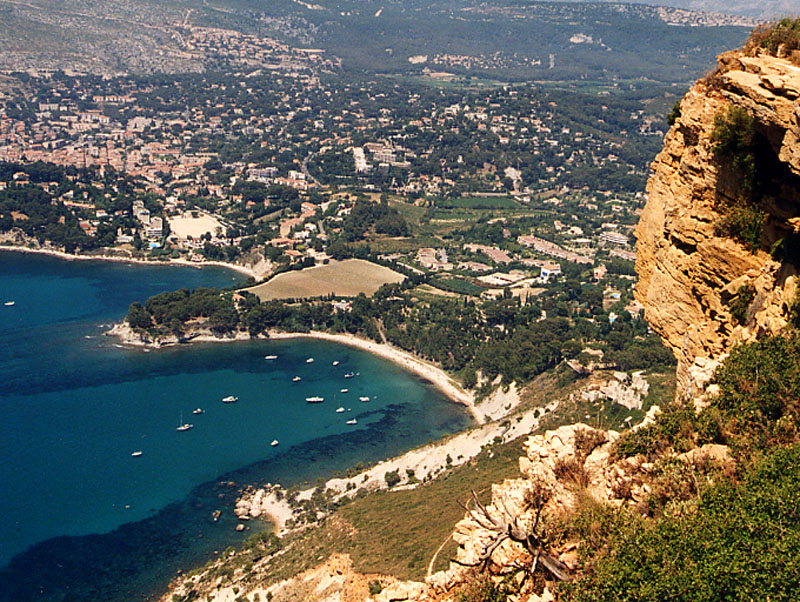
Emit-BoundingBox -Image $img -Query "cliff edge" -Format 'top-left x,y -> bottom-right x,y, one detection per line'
636,51 -> 800,402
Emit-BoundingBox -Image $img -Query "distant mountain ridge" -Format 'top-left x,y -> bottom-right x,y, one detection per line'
0,0 -> 752,82
567,0 -> 795,19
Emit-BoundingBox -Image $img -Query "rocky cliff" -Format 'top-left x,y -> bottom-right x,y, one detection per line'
635,51 -> 800,402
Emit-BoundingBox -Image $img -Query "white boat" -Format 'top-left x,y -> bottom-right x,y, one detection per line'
332,360 -> 340,366
192,408 -> 203,415
359,396 -> 370,402
346,418 -> 357,425
265,355 -> 278,360
340,388 -> 349,393
271,439 -> 279,447
306,357 -> 314,363
176,411 -> 193,431
222,395 -> 238,403
336,406 -> 345,413
131,451 -> 143,457
292,376 -> 301,382
306,396 -> 324,403
4,301 -> 14,307
344,372 -> 354,379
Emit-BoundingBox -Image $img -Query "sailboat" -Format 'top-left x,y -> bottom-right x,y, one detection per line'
176,410 -> 193,431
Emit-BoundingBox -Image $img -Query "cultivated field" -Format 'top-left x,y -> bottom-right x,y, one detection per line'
248,259 -> 405,300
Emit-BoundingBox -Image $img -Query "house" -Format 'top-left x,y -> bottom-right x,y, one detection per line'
539,262 -> 562,282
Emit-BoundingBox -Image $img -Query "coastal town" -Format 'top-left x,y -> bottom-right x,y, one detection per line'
0,36 -> 656,313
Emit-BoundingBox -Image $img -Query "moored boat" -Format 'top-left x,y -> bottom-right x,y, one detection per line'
346,418 -> 357,425
292,376 -> 301,382
192,408 -> 203,415
332,360 -> 340,366
306,396 -> 324,403
265,355 -> 278,360
176,411 -> 193,431
340,388 -> 349,393
222,395 -> 238,403
336,406 -> 345,413
359,396 -> 370,402
306,357 -> 314,363
131,451 -> 143,457
344,371 -> 354,379
4,301 -> 15,306
271,439 -> 279,447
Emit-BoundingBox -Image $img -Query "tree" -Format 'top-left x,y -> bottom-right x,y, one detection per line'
127,302 -> 152,330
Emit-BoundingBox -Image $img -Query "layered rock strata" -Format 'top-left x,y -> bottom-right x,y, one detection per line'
636,52 -> 800,400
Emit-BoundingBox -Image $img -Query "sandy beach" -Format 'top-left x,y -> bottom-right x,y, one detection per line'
0,243 -> 259,279
110,322 -> 479,418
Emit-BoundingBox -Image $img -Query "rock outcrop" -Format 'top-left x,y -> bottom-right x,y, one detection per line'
636,51 -> 800,401
450,424 -> 650,578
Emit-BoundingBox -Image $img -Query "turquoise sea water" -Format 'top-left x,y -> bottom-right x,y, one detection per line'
0,251 -> 472,601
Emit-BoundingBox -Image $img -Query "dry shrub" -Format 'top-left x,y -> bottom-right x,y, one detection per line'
524,479 -> 552,510
611,478 -> 633,501
574,428 -> 607,461
553,456 -> 589,489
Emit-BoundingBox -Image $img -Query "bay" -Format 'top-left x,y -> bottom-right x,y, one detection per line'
0,251 -> 472,601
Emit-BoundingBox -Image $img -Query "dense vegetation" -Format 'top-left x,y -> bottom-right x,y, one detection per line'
567,445 -> 800,602
0,161 -> 162,253
126,279 -> 674,389
565,322 -> 800,601
745,17 -> 800,59
710,105 -> 765,251
341,200 -> 410,241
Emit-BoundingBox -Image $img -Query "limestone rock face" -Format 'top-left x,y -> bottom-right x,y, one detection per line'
635,52 -> 800,400
451,424 -> 649,575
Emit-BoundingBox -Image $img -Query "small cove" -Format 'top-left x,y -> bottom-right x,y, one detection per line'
0,251 -> 472,601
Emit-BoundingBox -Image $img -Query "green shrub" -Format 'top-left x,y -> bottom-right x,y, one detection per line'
368,580 -> 383,595
714,203 -> 764,252
384,469 -> 401,488
666,100 -> 681,126
727,284 -> 755,324
712,333 -> 800,451
746,17 -> 800,57
564,445 -> 800,602
711,105 -> 757,197
615,403 -> 706,459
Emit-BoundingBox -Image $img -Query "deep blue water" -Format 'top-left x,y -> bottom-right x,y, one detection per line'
0,251 -> 472,601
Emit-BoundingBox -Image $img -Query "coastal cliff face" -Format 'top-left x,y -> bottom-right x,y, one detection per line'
635,51 -> 800,401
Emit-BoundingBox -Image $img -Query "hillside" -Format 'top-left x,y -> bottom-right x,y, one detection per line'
0,0 -> 751,83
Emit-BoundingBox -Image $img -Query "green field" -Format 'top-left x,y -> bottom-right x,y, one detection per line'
436,196 -> 520,210
431,277 -> 487,296
247,259 -> 405,300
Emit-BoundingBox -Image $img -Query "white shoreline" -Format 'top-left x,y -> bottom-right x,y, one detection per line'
242,387 -> 546,538
0,244 -> 258,279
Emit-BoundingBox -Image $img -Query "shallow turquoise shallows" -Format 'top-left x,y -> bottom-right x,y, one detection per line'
0,251 -> 472,602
